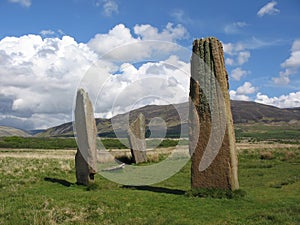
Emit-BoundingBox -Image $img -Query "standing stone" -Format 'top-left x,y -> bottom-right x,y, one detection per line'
128,113 -> 147,164
75,88 -> 97,185
189,37 -> 239,190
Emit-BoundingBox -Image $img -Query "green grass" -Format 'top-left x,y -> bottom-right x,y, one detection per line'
187,188 -> 246,199
0,137 -> 189,150
235,123 -> 300,143
0,147 -> 299,224
0,136 -> 77,149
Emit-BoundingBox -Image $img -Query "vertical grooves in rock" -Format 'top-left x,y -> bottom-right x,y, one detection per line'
189,37 -> 239,190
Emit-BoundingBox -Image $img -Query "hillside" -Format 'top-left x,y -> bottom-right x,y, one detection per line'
231,101 -> 300,123
37,100 -> 300,138
285,107 -> 300,114
0,126 -> 31,137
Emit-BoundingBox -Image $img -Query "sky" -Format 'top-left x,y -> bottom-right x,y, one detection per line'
0,0 -> 300,130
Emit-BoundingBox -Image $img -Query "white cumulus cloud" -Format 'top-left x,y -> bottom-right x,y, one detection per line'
273,39 -> 300,85
0,34 -> 98,129
79,54 -> 190,120
223,42 -> 250,66
231,67 -> 249,81
257,1 -> 280,17
255,91 -> 300,108
88,24 -> 136,57
0,23 -> 191,130
281,39 -> 300,68
134,23 -> 187,42
223,42 -> 244,56
230,82 -> 257,101
229,90 -> 250,101
223,37 -> 281,67
79,47 -> 190,123
236,82 -> 257,95
88,23 -> 188,61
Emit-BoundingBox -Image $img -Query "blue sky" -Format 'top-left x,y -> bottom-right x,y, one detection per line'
0,0 -> 299,130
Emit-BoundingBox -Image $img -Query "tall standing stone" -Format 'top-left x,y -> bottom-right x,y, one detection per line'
128,113 -> 147,164
189,37 -> 239,190
74,88 -> 97,185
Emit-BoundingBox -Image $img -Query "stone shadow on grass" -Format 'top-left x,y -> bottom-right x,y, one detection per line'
44,177 -> 73,187
115,155 -> 133,164
122,185 -> 186,195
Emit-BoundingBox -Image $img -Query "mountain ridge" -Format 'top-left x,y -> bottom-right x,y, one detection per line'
0,126 -> 31,137
35,100 -> 300,138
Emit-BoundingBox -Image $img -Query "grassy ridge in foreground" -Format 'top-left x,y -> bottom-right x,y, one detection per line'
0,147 -> 299,224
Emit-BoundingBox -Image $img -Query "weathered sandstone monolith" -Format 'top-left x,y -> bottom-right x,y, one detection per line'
189,37 -> 239,190
74,88 -> 97,185
128,113 -> 147,164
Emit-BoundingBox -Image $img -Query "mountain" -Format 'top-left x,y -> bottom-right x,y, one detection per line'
285,107 -> 300,114
37,100 -> 300,138
37,118 -> 112,137
0,126 -> 31,137
27,129 -> 46,135
231,101 -> 300,123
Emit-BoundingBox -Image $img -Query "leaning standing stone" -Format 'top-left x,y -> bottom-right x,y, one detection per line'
74,88 -> 97,185
128,113 -> 147,164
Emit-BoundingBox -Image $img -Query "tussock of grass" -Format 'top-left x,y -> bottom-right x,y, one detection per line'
282,150 -> 296,161
260,151 -> 274,160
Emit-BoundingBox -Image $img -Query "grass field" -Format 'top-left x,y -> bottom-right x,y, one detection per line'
0,136 -> 189,150
235,122 -> 300,144
0,143 -> 299,224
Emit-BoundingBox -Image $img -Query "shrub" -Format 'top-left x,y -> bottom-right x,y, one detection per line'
260,151 -> 274,160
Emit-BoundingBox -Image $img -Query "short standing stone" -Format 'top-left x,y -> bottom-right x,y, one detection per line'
128,113 -> 147,164
74,88 -> 97,185
189,37 -> 239,190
